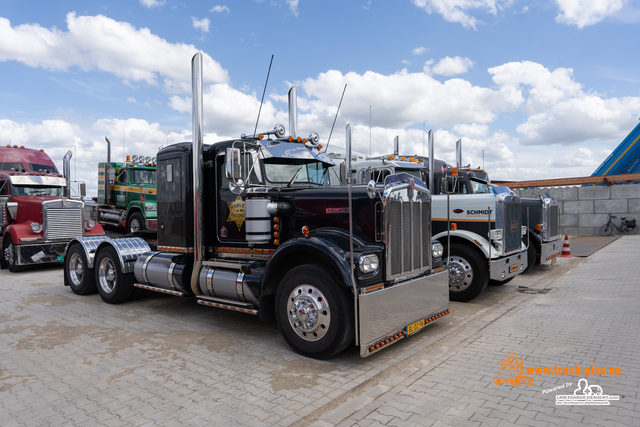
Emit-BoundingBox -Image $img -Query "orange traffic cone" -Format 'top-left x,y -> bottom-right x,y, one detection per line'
561,234 -> 572,257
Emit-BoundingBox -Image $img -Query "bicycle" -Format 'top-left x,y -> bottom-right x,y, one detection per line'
599,214 -> 638,236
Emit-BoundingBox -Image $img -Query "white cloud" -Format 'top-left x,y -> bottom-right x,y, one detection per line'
0,13 -> 228,94
169,83 -> 285,137
286,0 -> 300,16
412,46 -> 428,56
299,69 -> 521,129
489,61 -> 640,145
412,0 -> 513,29
555,0 -> 625,28
427,56 -> 474,76
192,17 -> 210,33
140,0 -> 165,8
211,5 -> 230,14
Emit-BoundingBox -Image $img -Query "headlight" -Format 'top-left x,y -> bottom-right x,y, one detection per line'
85,219 -> 96,230
145,205 -> 157,211
431,242 -> 444,258
490,229 -> 502,240
30,222 -> 43,233
358,254 -> 380,274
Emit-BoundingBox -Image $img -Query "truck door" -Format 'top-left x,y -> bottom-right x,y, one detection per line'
157,154 -> 193,249
215,150 -> 261,244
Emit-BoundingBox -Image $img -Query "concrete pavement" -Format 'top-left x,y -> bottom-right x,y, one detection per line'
0,236 -> 638,426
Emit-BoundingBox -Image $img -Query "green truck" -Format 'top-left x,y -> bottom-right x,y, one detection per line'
96,137 -> 157,235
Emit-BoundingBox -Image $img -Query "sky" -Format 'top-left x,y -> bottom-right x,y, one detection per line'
2,0 -> 640,197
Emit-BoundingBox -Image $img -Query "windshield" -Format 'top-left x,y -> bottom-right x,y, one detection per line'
11,185 -> 64,197
470,178 -> 491,194
130,169 -> 156,185
396,168 -> 424,182
264,160 -> 327,185
491,185 -> 513,195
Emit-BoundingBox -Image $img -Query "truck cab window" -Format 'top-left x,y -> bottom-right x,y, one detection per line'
469,179 -> 490,194
219,151 -> 261,189
0,162 -> 23,172
30,163 -> 57,174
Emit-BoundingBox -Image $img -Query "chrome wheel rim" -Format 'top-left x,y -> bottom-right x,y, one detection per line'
286,285 -> 331,341
68,253 -> 84,286
4,243 -> 15,266
448,255 -> 473,291
129,218 -> 141,233
98,257 -> 117,294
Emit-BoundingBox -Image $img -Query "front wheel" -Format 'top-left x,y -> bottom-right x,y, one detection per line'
2,235 -> 23,273
624,224 -> 638,235
127,212 -> 145,234
599,223 -> 613,236
447,243 -> 488,302
65,244 -> 96,295
275,264 -> 354,359
95,246 -> 134,304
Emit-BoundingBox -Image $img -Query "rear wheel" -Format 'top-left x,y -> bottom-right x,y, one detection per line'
2,235 -> 23,273
623,224 -> 638,235
599,223 -> 613,236
276,264 -> 354,359
65,244 -> 96,295
447,243 -> 488,302
95,246 -> 134,304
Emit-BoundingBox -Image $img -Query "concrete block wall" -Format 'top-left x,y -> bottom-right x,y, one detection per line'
512,183 -> 640,235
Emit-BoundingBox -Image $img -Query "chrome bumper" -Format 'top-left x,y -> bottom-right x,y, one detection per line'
14,242 -> 68,266
489,250 -> 527,282
357,269 -> 449,357
540,239 -> 561,264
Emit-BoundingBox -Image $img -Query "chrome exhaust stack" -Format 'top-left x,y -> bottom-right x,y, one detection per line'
428,129 -> 434,192
288,86 -> 297,139
104,137 -> 111,204
63,150 -> 73,197
394,135 -> 399,156
456,138 -> 462,168
190,52 -> 204,295
345,123 -> 352,184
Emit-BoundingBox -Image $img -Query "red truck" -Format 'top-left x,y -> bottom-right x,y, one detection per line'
1,144 -> 104,272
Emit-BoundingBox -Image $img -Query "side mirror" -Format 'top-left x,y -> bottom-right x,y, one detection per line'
226,148 -> 242,180
80,182 -> 86,197
441,176 -> 458,194
367,180 -> 376,199
226,148 -> 245,194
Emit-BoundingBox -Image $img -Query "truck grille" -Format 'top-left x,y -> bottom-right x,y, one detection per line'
503,202 -> 522,253
44,205 -> 84,242
386,197 -> 430,280
547,205 -> 559,238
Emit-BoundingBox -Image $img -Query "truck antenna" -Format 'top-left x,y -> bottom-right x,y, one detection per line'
253,54 -> 274,138
322,83 -> 347,153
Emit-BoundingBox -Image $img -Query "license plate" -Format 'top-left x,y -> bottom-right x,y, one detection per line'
509,264 -> 518,273
407,319 -> 426,335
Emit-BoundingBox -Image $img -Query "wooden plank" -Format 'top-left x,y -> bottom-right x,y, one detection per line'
492,172 -> 640,188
